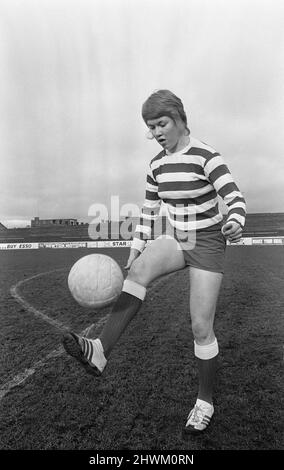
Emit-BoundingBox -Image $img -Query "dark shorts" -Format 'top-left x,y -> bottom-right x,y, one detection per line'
173,223 -> 227,274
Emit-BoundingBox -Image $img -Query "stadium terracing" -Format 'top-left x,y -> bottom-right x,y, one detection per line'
0,213 -> 284,243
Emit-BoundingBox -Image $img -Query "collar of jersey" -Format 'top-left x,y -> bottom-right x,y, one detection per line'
165,140 -> 192,157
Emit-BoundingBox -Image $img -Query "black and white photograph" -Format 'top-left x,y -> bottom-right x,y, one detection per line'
0,0 -> 283,460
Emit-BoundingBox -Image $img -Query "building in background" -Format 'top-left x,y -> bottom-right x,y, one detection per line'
31,217 -> 78,227
0,222 -> 7,231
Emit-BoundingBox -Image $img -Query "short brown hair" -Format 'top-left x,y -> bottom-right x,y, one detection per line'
142,89 -> 189,133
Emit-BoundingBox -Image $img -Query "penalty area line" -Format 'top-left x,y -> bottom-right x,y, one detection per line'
2,268 -> 178,402
0,315 -> 109,402
1,269 -> 110,402
10,269 -> 68,332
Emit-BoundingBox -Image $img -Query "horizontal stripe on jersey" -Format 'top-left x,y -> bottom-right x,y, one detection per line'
132,137 -> 246,251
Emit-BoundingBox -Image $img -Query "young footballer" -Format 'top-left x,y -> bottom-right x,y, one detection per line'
62,90 -> 246,433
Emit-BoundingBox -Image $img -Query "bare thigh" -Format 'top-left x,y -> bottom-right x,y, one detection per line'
128,236 -> 186,287
189,266 -> 223,344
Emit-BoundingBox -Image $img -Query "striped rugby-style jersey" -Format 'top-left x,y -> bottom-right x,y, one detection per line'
132,137 -> 246,252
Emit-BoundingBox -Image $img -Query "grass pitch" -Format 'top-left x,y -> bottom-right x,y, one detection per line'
0,247 -> 283,450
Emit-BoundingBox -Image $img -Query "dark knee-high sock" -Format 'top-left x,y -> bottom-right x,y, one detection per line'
99,280 -> 146,358
196,356 -> 218,404
194,338 -> 219,405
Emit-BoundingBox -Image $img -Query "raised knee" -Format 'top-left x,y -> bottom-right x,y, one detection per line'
127,258 -> 148,286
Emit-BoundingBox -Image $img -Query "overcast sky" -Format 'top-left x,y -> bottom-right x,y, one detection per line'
0,0 -> 283,227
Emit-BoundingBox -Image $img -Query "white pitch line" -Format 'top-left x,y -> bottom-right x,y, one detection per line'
0,346 -> 64,401
2,268 -> 177,402
0,316 -> 110,402
0,269 -> 110,402
10,269 -> 68,331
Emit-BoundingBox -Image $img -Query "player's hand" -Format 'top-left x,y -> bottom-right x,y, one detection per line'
124,248 -> 141,270
221,221 -> 243,243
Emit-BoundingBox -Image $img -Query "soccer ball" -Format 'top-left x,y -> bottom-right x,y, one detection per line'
68,254 -> 124,308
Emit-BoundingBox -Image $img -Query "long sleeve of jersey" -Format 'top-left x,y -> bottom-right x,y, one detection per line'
132,138 -> 246,252
132,164 -> 161,252
203,153 -> 246,228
